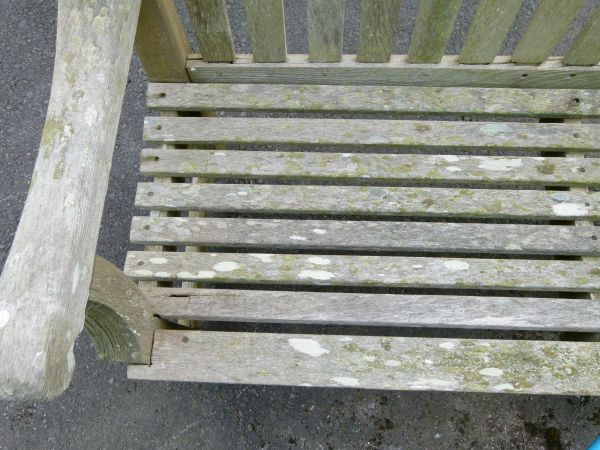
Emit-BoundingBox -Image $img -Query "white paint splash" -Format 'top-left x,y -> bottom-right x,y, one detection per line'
288,338 -> 329,357
289,235 -> 307,241
443,260 -> 470,271
149,257 -> 168,265
196,270 -> 217,279
312,228 -> 327,235
213,261 -> 240,272
0,310 -> 10,329
479,367 -> 504,377
332,377 -> 360,387
249,253 -> 274,263
307,256 -> 331,266
298,270 -> 335,280
477,158 -> 523,172
552,203 -> 589,216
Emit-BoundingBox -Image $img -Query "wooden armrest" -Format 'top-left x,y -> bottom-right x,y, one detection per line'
0,0 -> 141,400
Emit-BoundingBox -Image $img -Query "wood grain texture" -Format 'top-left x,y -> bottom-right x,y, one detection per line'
244,0 -> 286,62
187,54 -> 600,88
147,82 -> 600,117
147,288 -> 600,332
185,0 -> 235,62
125,251 -> 600,292
406,0 -> 461,63
0,0 -> 141,400
356,0 -> 401,62
136,182 -> 600,220
307,0 -> 346,62
143,117 -> 600,152
129,330 -> 600,395
564,5 -> 600,66
135,0 -> 191,82
512,0 -> 586,64
130,217 -> 600,256
458,0 -> 523,64
139,149 -> 600,187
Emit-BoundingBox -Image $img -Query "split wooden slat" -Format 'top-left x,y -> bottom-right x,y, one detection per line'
128,330 -> 600,395
143,117 -> 600,152
512,0 -> 586,64
139,149 -> 600,187
148,288 -> 600,332
564,6 -> 600,66
186,55 -> 600,88
125,251 -> 600,292
406,0 -> 461,64
458,0 -> 523,64
244,0 -> 287,62
356,0 -> 401,63
147,83 -> 600,117
185,0 -> 235,62
130,217 -> 600,256
307,0 -> 346,63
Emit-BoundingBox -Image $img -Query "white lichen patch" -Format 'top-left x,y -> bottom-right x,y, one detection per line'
307,256 -> 331,266
155,272 -> 171,278
424,359 -> 433,365
441,155 -> 459,162
196,270 -> 217,279
249,253 -> 274,263
312,228 -> 327,234
363,355 -> 376,362
0,310 -> 10,329
341,153 -> 352,158
71,263 -> 80,295
552,203 -> 589,216
443,260 -> 470,271
288,338 -> 329,357
213,151 -> 226,156
338,336 -> 353,342
149,257 -> 168,265
289,235 -> 307,241
411,264 -> 424,269
213,261 -> 240,272
408,379 -> 457,389
237,191 -> 248,196
481,123 -> 509,134
439,342 -> 456,350
445,166 -> 462,172
134,269 -> 154,277
332,377 -> 360,387
493,383 -> 515,391
384,359 -> 401,367
298,270 -> 335,280
479,367 -> 504,377
176,271 -> 195,279
477,158 -> 523,172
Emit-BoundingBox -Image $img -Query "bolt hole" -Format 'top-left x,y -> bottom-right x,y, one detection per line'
592,235 -> 598,240
137,261 -> 144,266
521,73 -> 528,77
573,97 -> 580,104
159,92 -> 166,98
156,125 -> 162,130
570,73 -> 577,78
182,336 -> 190,343
147,191 -> 154,197
578,167 -> 586,173
143,225 -> 150,230
573,133 -> 581,138
585,202 -> 591,207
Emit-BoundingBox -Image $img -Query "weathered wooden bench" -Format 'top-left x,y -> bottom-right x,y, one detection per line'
3,0 -> 600,400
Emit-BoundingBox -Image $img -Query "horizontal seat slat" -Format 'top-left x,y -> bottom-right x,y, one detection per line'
124,251 -> 600,292
148,288 -> 600,332
143,117 -> 600,152
186,54 -> 600,89
130,217 -> 600,256
136,183 -> 600,220
128,330 -> 600,395
147,83 -> 600,117
140,149 -> 600,187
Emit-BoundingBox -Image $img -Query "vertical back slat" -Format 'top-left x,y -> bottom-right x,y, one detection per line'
356,0 -> 401,63
406,0 -> 461,64
244,0 -> 287,62
185,0 -> 235,62
307,0 -> 346,63
512,0 -> 585,64
458,0 -> 522,64
564,6 -> 600,66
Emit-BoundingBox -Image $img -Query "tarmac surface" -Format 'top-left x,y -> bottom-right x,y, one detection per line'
2,0 -> 600,448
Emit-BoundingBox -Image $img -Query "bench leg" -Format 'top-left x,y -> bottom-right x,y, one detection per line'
85,256 -> 169,364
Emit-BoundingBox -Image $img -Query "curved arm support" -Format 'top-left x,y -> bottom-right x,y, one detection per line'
0,0 -> 141,400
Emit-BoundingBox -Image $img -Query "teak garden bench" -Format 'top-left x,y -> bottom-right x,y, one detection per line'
3,0 -> 600,400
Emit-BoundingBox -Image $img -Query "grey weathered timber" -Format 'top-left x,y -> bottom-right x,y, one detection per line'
146,83 -> 600,117
356,0 -> 401,63
136,182 -> 600,220
186,54 -> 600,88
128,330 -> 600,395
458,0 -> 523,64
512,0 -> 586,64
135,0 -> 191,82
564,6 -> 600,66
147,288 -> 600,332
143,117 -> 600,152
406,0 -> 461,63
307,0 -> 346,62
130,217 -> 600,256
86,257 -> 167,364
185,0 -> 235,62
0,0 -> 141,400
139,149 -> 600,187
125,251 -> 600,292
244,0 -> 287,62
